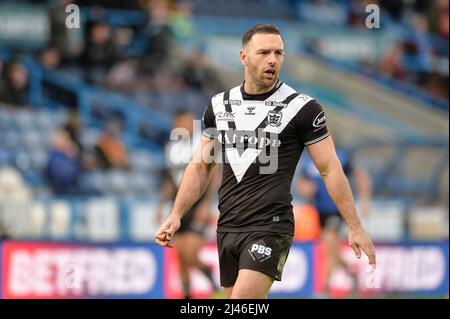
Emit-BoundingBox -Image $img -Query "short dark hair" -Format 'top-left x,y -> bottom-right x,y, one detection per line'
242,24 -> 281,47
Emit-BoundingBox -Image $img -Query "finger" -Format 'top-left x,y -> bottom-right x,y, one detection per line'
155,236 -> 175,248
155,237 -> 167,246
162,237 -> 174,248
165,229 -> 173,241
155,230 -> 167,242
351,243 -> 361,259
166,225 -> 178,241
362,244 -> 376,268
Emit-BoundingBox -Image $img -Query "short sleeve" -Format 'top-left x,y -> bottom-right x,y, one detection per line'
297,100 -> 329,146
201,101 -> 217,139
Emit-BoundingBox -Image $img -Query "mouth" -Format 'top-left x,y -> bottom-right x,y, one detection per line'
263,69 -> 276,77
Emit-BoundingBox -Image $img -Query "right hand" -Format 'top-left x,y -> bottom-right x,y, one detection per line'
154,214 -> 181,248
348,224 -> 376,269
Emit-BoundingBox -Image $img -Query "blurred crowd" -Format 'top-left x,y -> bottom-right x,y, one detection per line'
297,0 -> 449,99
0,0 -> 223,103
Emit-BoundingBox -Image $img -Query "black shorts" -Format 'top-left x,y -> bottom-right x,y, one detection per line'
217,231 -> 293,287
319,212 -> 344,231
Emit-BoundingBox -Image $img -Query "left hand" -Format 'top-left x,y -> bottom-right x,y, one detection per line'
348,224 -> 376,269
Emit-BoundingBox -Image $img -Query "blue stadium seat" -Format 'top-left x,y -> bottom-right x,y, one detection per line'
12,150 -> 31,172
35,110 -> 55,130
80,171 -> 109,194
28,148 -> 48,171
22,129 -> 45,149
129,171 -> 152,195
129,150 -> 155,172
0,149 -> 9,166
108,169 -> 129,195
3,130 -> 20,150
51,110 -> 68,127
13,110 -> 35,130
0,108 -> 11,129
22,170 -> 43,187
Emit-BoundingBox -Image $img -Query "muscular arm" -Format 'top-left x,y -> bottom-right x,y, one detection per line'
307,136 -> 376,267
155,137 -> 217,247
307,137 -> 360,228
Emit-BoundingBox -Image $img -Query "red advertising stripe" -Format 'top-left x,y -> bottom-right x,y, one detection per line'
2,241 -> 80,299
2,241 -> 164,299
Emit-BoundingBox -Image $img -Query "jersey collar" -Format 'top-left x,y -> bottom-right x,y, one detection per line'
240,80 -> 282,101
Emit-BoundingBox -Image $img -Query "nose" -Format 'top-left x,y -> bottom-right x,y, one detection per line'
267,52 -> 277,66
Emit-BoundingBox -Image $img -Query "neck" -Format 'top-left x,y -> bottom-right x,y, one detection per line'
243,78 -> 278,95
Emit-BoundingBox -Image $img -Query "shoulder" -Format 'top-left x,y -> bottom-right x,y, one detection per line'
278,83 -> 316,108
210,91 -> 224,104
209,84 -> 241,108
210,84 -> 240,102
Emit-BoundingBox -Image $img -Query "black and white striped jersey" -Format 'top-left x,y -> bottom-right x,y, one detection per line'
202,80 -> 329,235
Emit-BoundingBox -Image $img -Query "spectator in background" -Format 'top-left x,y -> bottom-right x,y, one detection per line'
81,22 -> 117,82
139,0 -> 173,75
168,0 -> 195,41
40,46 -> 62,70
0,60 -> 29,106
402,14 -> 433,85
44,129 -> 82,195
423,71 -> 449,99
49,0 -> 84,61
436,4 -> 449,41
62,109 -> 83,152
296,137 -> 372,296
94,119 -> 129,170
379,0 -> 404,21
180,50 -> 224,98
379,42 -> 407,80
62,109 -> 98,171
379,13 -> 442,94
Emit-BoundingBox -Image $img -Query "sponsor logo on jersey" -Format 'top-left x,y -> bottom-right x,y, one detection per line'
248,240 -> 272,262
245,106 -> 256,115
219,130 -> 281,148
265,101 -> 288,108
312,111 -> 326,128
267,110 -> 283,127
224,99 -> 242,106
216,112 -> 235,122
